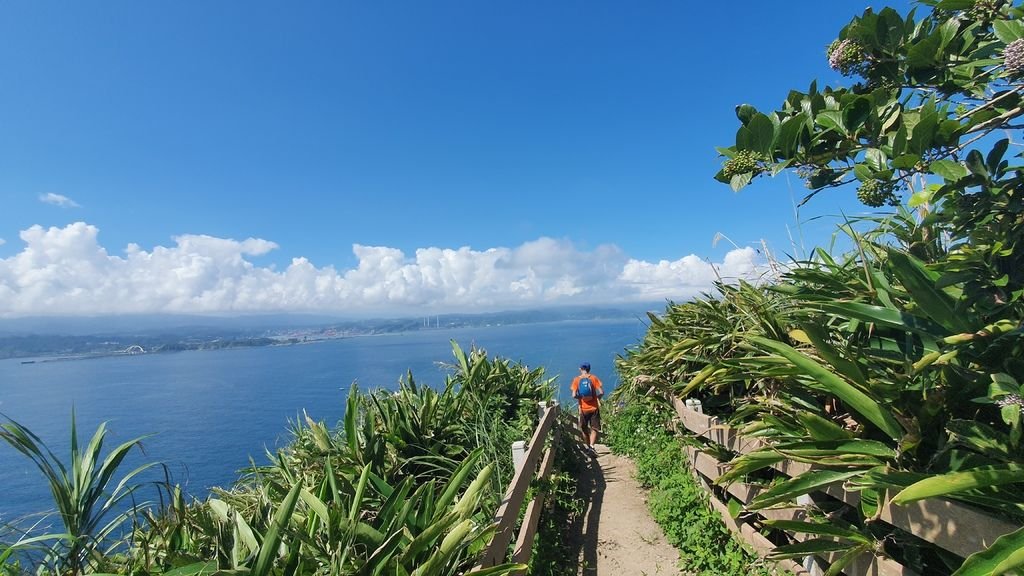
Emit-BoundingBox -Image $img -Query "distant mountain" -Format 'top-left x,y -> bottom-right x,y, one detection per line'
0,304 -> 663,336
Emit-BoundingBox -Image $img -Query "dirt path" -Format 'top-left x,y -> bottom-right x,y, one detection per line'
572,444 -> 682,575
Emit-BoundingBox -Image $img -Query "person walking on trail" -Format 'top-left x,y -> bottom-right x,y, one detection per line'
571,362 -> 604,457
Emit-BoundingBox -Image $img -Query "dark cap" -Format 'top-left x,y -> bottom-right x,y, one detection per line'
580,362 -> 591,371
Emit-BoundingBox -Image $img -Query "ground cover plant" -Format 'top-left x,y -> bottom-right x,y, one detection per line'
616,1 -> 1024,574
1,342 -> 554,576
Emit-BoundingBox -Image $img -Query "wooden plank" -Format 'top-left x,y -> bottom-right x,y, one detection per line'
475,403 -> 559,568
672,399 -> 766,454
878,490 -> 1021,560
511,427 -> 560,567
758,506 -> 917,576
686,446 -> 729,482
671,397 -> 1021,557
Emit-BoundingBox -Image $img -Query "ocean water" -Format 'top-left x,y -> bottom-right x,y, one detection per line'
0,319 -> 646,522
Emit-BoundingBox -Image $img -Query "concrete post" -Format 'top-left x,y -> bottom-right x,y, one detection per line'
537,401 -> 547,420
511,440 -> 527,473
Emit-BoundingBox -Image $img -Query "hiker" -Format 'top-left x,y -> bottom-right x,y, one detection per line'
571,362 -> 604,456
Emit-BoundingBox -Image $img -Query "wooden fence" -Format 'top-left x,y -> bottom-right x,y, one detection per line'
671,396 -> 1022,576
472,400 -> 561,572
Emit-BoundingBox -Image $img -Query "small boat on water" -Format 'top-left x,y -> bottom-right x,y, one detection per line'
20,360 -> 36,364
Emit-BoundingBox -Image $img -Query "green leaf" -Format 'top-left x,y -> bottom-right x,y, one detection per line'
777,113 -> 808,156
800,322 -> 867,388
908,189 -> 934,208
860,487 -> 881,519
299,489 -> 329,527
717,450 -> 786,485
767,538 -> 852,559
892,153 -> 921,169
750,469 -> 864,509
748,113 -> 775,154
930,159 -> 969,181
844,98 -> 872,132
953,525 -> 1024,576
936,0 -> 975,8
987,138 -> 1010,174
349,462 -> 371,524
990,373 -> 1020,398
993,20 -> 1024,44
907,33 -> 941,68
865,148 -> 887,171
887,248 -> 972,334
434,449 -> 482,519
817,302 -> 941,339
730,172 -> 753,192
727,498 -> 743,519
773,439 -> 895,458
797,411 -> 853,441
892,464 -> 1024,504
763,519 -> 871,543
909,106 -> 938,154
747,336 -> 904,440
815,110 -> 847,135
938,18 -> 959,50
252,481 -> 302,576
966,149 -> 988,178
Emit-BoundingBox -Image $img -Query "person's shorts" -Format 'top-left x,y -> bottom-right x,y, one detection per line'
579,409 -> 601,432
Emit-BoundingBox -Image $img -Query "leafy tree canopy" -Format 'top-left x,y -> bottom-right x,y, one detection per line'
716,0 -> 1024,210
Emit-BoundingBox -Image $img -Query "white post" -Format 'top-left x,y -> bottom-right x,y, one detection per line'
537,401 -> 547,420
797,494 -> 825,576
685,398 -> 704,413
511,440 -> 527,473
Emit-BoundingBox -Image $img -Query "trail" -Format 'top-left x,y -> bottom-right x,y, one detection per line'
572,444 -> 682,575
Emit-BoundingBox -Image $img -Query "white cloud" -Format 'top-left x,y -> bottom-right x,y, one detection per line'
0,222 -> 767,317
39,193 -> 81,208
619,247 -> 762,300
0,238 -> 5,246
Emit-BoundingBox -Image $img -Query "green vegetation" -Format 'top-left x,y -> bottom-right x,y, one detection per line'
0,414 -> 157,575
603,402 -> 776,576
1,342 -> 553,575
615,1 -> 1024,574
526,414 -> 587,576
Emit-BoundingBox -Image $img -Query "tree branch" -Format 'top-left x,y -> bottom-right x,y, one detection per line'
965,105 -> 1024,134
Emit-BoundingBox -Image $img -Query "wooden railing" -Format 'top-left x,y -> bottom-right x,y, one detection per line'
671,396 -> 1022,576
473,401 -> 561,572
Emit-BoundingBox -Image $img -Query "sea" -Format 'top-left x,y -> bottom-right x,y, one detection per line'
0,318 -> 646,524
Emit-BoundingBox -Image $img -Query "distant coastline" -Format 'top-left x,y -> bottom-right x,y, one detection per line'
0,306 -> 656,362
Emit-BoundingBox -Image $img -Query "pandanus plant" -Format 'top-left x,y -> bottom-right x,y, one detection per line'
0,412 -> 156,575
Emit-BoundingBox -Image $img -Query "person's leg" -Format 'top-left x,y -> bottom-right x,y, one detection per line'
578,411 -> 590,444
589,410 -> 601,447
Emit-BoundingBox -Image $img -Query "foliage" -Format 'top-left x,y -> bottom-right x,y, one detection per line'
2,342 -> 553,575
602,403 -> 779,576
527,414 -> 587,576
617,1 -> 1024,574
0,412 -> 156,576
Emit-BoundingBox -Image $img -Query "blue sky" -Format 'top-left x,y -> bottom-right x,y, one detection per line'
0,1 -> 914,317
